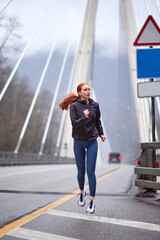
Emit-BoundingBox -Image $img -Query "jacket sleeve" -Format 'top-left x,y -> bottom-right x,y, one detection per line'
96,104 -> 104,137
70,104 -> 87,127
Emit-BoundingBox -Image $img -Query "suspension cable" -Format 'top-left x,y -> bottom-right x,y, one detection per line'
144,0 -> 159,140
0,0 -> 52,101
145,0 -> 151,15
155,0 -> 160,14
131,0 -> 151,141
0,0 -> 13,14
54,1 -> 87,157
39,40 -> 71,155
65,0 -> 91,149
92,88 -> 111,154
38,0 -> 76,155
14,0 -> 71,154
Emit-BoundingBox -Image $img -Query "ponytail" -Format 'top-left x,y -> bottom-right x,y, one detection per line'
59,82 -> 89,110
59,93 -> 79,110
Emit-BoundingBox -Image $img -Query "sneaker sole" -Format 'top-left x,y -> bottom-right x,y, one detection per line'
78,201 -> 86,207
77,192 -> 86,207
86,209 -> 95,214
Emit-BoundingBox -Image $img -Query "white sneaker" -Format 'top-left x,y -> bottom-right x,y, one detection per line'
78,191 -> 86,207
86,200 -> 95,214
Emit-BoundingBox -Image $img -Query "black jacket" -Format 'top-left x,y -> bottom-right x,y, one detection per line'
70,98 -> 104,141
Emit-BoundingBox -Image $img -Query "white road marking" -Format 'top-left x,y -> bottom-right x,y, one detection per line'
7,227 -> 78,240
48,210 -> 160,232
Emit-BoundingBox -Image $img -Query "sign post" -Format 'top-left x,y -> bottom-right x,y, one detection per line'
134,15 -> 160,167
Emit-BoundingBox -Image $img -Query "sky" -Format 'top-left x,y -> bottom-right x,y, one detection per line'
132,0 -> 160,31
1,0 -> 160,59
0,0 -> 120,59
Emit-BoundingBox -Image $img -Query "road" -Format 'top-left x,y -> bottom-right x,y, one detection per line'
0,163 -> 160,239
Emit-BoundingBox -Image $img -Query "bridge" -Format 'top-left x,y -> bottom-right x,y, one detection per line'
0,0 -> 160,239
0,0 -> 160,162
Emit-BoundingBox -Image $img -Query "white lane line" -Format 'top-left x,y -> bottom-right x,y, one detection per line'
7,227 -> 78,240
48,210 -> 160,232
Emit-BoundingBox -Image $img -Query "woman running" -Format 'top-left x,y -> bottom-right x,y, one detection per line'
59,83 -> 106,214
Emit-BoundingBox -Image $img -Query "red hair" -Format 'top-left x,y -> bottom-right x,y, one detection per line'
59,83 -> 89,110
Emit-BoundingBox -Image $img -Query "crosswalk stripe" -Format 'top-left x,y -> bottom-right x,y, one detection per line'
47,210 -> 160,232
7,227 -> 78,240
0,167 -> 122,238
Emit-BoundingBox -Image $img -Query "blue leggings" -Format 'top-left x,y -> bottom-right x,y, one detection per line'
73,139 -> 98,196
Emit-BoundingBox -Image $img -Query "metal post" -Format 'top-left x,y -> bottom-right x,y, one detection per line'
151,79 -> 156,142
150,43 -> 156,167
151,78 -> 156,167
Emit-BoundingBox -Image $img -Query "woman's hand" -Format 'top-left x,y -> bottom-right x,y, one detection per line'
83,109 -> 89,118
101,135 -> 106,142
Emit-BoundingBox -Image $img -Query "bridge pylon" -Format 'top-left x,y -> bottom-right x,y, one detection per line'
59,0 -> 99,158
120,0 -> 151,143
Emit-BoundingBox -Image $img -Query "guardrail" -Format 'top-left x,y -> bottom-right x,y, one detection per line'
135,167 -> 160,190
135,141 -> 160,191
0,152 -> 75,166
141,141 -> 160,149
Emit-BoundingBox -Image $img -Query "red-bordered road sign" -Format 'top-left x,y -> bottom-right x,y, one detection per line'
133,15 -> 160,46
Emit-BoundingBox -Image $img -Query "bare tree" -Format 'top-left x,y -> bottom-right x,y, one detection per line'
0,14 -> 61,154
0,14 -> 21,58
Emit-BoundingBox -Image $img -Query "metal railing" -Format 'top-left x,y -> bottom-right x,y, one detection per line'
134,142 -> 160,191
135,167 -> 160,190
0,152 -> 74,166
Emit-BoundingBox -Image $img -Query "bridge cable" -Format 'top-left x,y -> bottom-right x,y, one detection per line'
145,0 -> 159,140
54,43 -> 79,157
145,0 -> 151,15
0,0 -> 13,14
132,0 -> 151,141
65,0 -> 93,149
38,40 -> 71,155
155,0 -> 160,14
54,1 -> 87,157
88,30 -> 112,161
14,0 -> 71,154
0,0 -> 52,102
39,0 -> 82,155
139,0 -> 152,140
92,89 -> 111,163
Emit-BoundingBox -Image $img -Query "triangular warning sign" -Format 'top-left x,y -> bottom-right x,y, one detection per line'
134,15 -> 160,46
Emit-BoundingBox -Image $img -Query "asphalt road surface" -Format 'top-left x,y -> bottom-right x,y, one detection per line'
0,163 -> 160,239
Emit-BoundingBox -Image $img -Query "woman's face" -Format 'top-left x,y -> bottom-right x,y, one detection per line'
78,84 -> 91,100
